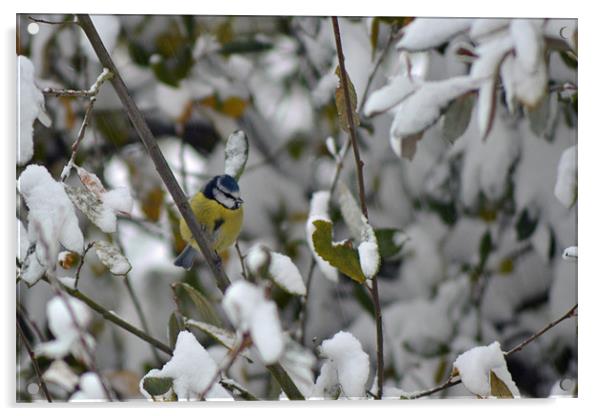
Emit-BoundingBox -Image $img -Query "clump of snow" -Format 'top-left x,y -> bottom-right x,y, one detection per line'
70,372 -> 108,402
453,341 -> 520,398
43,359 -> 80,392
222,281 -> 284,364
397,18 -> 473,51
18,165 -> 84,276
562,246 -> 577,262
358,241 -> 379,279
36,296 -> 94,363
140,331 -> 231,400
554,145 -> 577,208
224,130 -> 249,180
267,252 -> 307,296
364,75 -> 416,117
245,243 -> 270,274
306,191 -> 338,282
17,55 -> 51,165
312,331 -> 370,399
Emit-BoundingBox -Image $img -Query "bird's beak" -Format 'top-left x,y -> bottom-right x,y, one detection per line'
236,197 -> 244,206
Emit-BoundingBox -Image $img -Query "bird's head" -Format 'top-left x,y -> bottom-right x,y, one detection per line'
204,174 -> 244,209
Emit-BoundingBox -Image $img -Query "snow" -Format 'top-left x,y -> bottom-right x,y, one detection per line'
396,18 -> 473,51
80,15 -> 120,63
306,191 -> 338,282
470,34 -> 514,80
101,187 -> 134,215
268,252 -> 307,296
17,55 -> 51,165
278,336 -> 317,398
510,19 -> 544,75
469,19 -> 510,40
224,130 -> 249,179
42,359 -> 80,392
245,244 -> 270,274
390,76 -> 479,157
358,241 -> 379,279
222,281 -> 284,364
313,331 -> 369,399
58,277 -> 77,289
325,136 -> 338,160
364,75 -> 417,117
18,165 -> 84,270
35,296 -> 94,363
453,341 -> 520,398
140,331 -> 232,400
70,372 -> 107,402
554,145 -> 577,208
562,246 -> 577,261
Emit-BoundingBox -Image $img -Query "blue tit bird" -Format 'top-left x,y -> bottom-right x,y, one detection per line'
174,174 -> 244,270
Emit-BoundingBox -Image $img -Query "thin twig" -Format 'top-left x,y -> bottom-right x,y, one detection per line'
27,16 -> 74,26
234,241 -> 249,281
406,303 -> 578,399
505,304 -> 578,356
74,242 -> 94,289
331,16 -> 385,400
16,316 -> 53,402
123,275 -> 162,365
42,88 -> 96,98
200,336 -> 249,399
77,14 -> 231,293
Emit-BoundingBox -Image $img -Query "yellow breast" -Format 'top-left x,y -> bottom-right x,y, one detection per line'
180,194 -> 244,255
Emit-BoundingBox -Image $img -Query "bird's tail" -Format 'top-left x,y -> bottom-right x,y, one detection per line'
174,244 -> 197,270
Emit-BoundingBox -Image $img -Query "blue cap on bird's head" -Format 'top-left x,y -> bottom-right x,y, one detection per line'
204,174 -> 243,209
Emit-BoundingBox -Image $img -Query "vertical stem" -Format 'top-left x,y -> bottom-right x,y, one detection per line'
16,317 -> 53,402
123,275 -> 162,365
331,16 -> 384,399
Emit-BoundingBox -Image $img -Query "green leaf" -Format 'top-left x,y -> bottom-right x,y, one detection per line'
375,228 -> 408,259
515,208 -> 538,241
311,220 -> 366,283
478,230 -> 493,269
142,376 -> 173,396
168,311 -> 185,350
443,93 -> 475,143
335,66 -> 360,133
490,371 -> 514,398
224,130 -> 249,180
175,283 -> 222,327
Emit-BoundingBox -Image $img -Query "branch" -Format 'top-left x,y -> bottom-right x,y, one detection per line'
76,14 -> 231,293
74,242 -> 94,288
406,303 -> 578,399
16,315 -> 53,402
56,280 -> 172,355
331,16 -> 384,400
234,241 -> 249,281
200,335 -> 249,399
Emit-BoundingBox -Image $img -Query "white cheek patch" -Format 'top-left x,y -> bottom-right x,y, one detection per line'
214,189 -> 236,209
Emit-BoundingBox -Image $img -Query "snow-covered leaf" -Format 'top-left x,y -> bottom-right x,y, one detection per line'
42,359 -> 80,392
396,18 -> 472,51
311,220 -> 365,284
17,56 -> 51,165
562,246 -> 577,262
313,331 -> 370,399
364,75 -> 417,117
334,66 -> 360,132
93,240 -> 131,275
222,281 -> 284,364
476,79 -> 497,141
336,182 -> 373,242
70,372 -> 108,402
224,130 -> 249,180
510,19 -> 543,75
278,336 -> 317,398
139,331 -> 232,401
306,191 -> 338,283
175,282 -> 222,327
469,19 -> 510,40
267,252 -> 306,296
390,76 -> 479,159
18,165 -> 84,268
452,341 -> 520,398
64,184 -> 117,233
554,145 -> 577,208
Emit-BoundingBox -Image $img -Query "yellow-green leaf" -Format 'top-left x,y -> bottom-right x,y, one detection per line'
175,282 -> 222,327
335,66 -> 360,133
311,220 -> 365,283
490,371 -> 514,398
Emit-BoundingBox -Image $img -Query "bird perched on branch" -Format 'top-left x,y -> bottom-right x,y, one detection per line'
174,174 -> 244,269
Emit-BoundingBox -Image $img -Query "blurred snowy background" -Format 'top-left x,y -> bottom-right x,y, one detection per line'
16,15 -> 577,401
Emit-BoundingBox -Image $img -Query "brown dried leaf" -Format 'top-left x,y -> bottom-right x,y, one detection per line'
335,66 -> 360,132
